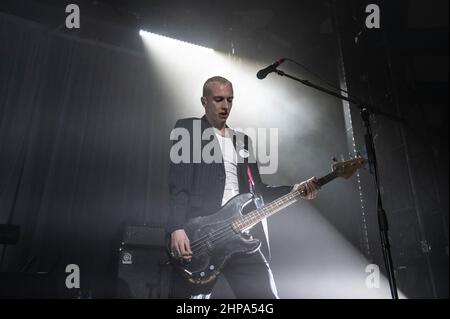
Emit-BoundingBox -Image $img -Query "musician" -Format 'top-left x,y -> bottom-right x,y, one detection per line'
167,76 -> 320,298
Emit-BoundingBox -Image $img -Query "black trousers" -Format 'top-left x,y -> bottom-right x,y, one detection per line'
169,250 -> 278,299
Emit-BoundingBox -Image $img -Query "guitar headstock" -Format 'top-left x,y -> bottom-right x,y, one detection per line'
332,156 -> 367,179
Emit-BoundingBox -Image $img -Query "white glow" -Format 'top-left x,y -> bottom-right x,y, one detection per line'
139,29 -> 320,132
269,203 -> 408,299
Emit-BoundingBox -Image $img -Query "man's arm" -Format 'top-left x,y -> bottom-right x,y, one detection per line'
167,119 -> 193,260
250,162 -> 320,201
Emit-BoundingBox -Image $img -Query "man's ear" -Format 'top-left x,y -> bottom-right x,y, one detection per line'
200,97 -> 206,107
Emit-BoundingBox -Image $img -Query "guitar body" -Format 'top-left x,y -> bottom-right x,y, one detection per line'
169,193 -> 261,285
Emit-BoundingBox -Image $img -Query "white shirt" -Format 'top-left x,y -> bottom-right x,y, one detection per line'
214,128 -> 239,206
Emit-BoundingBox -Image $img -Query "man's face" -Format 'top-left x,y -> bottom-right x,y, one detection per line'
201,82 -> 234,128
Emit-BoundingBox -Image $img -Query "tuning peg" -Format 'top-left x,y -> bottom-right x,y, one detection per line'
340,154 -> 345,161
332,156 -> 338,162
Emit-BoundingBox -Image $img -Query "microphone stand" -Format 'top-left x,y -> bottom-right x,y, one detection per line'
274,69 -> 400,299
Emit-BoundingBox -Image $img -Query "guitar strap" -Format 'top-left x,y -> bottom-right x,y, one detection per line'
246,164 -> 271,260
233,132 -> 271,259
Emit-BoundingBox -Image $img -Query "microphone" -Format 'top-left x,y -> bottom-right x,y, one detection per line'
256,58 -> 286,79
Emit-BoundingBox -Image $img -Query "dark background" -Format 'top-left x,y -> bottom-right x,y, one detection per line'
0,0 -> 447,298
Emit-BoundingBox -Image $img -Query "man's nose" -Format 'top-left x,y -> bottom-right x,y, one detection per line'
223,100 -> 232,108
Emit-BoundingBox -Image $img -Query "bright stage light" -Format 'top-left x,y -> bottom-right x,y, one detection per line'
139,29 -> 214,53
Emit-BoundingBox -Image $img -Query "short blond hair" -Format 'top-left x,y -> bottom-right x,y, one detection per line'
202,76 -> 233,97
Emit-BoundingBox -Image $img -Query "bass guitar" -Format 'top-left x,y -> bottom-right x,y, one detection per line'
169,156 -> 366,284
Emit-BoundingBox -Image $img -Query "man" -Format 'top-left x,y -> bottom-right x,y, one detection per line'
167,76 -> 320,298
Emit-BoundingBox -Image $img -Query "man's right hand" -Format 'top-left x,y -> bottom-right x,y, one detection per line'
170,229 -> 192,261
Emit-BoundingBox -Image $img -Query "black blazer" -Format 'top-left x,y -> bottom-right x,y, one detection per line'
167,115 -> 291,257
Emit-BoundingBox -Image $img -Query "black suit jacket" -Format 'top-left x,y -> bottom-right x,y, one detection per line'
167,115 -> 291,257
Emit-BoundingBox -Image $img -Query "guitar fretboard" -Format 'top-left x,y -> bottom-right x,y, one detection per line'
233,171 -> 337,232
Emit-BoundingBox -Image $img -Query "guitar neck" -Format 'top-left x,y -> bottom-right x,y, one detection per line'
233,172 -> 338,232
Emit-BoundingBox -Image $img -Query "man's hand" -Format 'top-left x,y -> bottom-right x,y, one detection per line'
293,177 -> 320,199
170,229 -> 192,261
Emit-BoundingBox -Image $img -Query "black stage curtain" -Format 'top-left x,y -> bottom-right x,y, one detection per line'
0,13 -> 172,297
